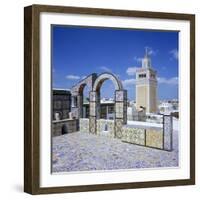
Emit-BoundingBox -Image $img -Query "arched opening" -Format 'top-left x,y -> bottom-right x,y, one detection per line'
76,83 -> 86,118
104,123 -> 108,131
92,73 -> 123,121
90,73 -> 126,138
82,85 -> 90,118
61,124 -> 68,135
93,73 -> 123,92
71,73 -> 97,120
99,79 -> 115,120
75,83 -> 91,119
95,79 -> 116,137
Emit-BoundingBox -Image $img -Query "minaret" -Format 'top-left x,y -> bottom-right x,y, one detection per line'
136,48 -> 157,113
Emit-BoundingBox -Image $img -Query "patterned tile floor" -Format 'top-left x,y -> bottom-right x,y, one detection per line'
52,130 -> 178,173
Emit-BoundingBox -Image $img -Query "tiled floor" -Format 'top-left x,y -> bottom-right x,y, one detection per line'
52,130 -> 178,173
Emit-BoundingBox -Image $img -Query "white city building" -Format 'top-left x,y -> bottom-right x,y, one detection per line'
158,101 -> 178,115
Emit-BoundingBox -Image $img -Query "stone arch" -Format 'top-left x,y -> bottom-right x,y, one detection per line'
71,73 -> 97,118
89,72 -> 127,138
93,72 -> 123,92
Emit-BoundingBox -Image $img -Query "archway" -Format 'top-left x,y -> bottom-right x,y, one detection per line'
76,83 -> 87,118
71,73 -> 97,119
99,79 -> 115,120
61,124 -> 68,135
82,84 -> 90,118
89,73 -> 127,138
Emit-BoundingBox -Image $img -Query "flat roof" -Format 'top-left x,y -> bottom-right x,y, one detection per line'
53,89 -> 71,95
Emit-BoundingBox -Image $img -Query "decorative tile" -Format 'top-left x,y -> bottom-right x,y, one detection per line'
115,119 -> 124,138
164,115 -> 173,151
121,127 -> 145,145
116,90 -> 127,101
115,102 -> 124,118
96,119 -> 115,138
115,91 -> 124,101
80,118 -> 89,133
146,129 -> 163,149
89,116 -> 96,134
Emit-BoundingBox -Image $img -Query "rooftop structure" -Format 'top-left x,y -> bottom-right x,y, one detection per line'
52,89 -> 71,120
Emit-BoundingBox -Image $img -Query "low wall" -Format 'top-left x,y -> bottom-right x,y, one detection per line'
121,126 -> 145,145
52,119 -> 79,136
75,116 -> 172,151
146,129 -> 163,149
122,125 -> 163,149
80,118 -> 89,133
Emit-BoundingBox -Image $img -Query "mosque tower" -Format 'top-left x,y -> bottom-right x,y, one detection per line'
136,48 -> 157,113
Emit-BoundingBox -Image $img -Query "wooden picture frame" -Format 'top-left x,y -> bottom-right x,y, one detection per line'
24,4 -> 195,194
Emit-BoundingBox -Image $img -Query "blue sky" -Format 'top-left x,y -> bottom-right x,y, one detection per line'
52,25 -> 178,100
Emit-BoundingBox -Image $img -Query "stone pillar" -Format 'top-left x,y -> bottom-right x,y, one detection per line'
115,90 -> 127,138
71,95 -> 78,119
89,91 -> 100,134
77,94 -> 83,118
163,115 -> 173,151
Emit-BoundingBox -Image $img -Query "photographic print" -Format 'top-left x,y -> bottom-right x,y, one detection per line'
51,26 -> 179,173
24,5 -> 195,194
